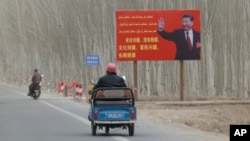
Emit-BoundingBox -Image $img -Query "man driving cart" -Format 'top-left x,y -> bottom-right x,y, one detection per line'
88,63 -> 136,136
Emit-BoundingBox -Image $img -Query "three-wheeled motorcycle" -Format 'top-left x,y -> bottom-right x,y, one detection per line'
88,87 -> 136,136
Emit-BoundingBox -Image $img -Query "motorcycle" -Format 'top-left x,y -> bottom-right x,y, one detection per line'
31,82 -> 41,100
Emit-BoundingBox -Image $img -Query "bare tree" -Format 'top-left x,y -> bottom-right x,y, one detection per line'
0,0 -> 250,99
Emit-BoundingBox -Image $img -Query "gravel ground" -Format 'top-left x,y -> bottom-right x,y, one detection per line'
136,100 -> 250,136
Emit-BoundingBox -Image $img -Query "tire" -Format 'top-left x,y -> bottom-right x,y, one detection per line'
91,122 -> 97,136
33,91 -> 39,100
105,126 -> 109,134
128,123 -> 134,136
32,93 -> 36,100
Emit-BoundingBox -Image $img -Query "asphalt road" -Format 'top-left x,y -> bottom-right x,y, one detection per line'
0,84 -> 227,141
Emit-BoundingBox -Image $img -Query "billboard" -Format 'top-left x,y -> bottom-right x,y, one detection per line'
116,10 -> 201,61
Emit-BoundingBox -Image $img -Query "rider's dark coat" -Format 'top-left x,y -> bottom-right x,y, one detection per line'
93,72 -> 126,90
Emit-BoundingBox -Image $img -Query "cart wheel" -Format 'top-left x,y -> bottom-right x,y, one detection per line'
105,126 -> 109,134
91,122 -> 97,136
128,123 -> 134,136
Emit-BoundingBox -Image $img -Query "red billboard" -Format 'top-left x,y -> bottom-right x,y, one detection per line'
116,10 -> 201,61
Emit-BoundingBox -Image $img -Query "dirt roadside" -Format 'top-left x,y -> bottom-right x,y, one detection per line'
41,90 -> 250,138
136,100 -> 250,136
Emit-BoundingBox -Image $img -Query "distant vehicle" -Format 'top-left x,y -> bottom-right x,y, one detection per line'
87,79 -> 96,103
88,87 -> 136,136
31,83 -> 41,100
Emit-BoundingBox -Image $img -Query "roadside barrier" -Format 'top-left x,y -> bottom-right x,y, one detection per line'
76,83 -> 85,100
67,81 -> 77,97
57,81 -> 85,100
58,81 -> 66,96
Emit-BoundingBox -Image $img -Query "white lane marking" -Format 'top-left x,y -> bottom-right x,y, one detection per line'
41,100 -> 91,125
6,88 -> 131,141
40,100 -> 131,141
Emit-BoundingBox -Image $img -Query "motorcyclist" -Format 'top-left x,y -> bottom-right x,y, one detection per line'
88,63 -> 127,120
27,69 -> 42,96
93,63 -> 127,90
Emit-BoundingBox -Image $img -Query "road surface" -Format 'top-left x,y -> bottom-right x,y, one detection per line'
0,84 -> 227,141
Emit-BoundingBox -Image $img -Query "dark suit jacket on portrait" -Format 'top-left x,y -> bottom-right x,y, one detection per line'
157,29 -> 201,60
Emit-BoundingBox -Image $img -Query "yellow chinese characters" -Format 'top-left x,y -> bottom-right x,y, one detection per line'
118,45 -> 137,51
118,53 -> 136,59
143,37 -> 159,43
140,45 -> 158,51
125,38 -> 141,43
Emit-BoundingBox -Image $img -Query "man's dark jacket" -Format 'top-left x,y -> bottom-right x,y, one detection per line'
93,73 -> 127,90
32,72 -> 42,83
157,29 -> 201,60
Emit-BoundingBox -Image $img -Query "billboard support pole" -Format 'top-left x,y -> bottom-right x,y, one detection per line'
180,60 -> 184,101
133,61 -> 138,101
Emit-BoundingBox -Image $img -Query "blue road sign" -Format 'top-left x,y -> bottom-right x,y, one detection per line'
86,55 -> 100,66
